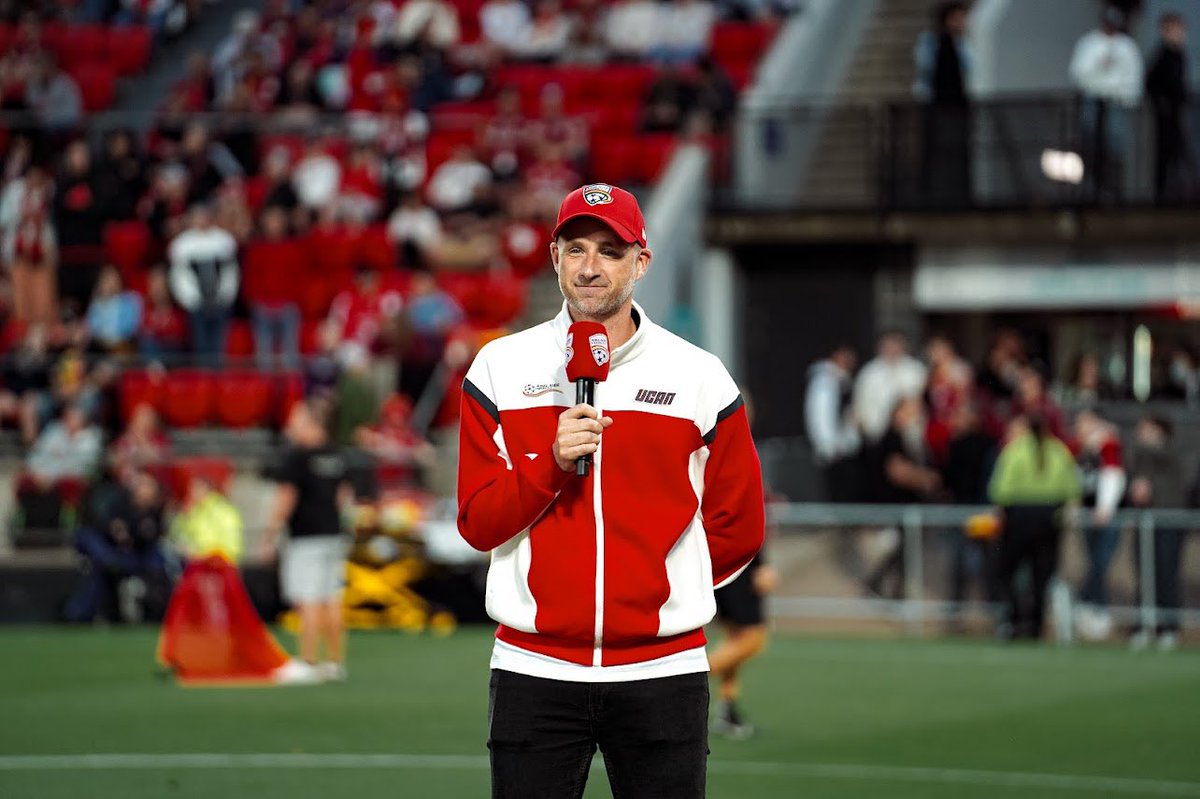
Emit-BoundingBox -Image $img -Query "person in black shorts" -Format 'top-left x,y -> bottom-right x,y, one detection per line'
260,399 -> 352,683
710,553 -> 776,738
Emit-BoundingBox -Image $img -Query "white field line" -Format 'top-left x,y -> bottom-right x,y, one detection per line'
0,754 -> 1197,795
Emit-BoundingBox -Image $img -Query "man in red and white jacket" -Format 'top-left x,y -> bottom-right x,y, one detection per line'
458,183 -> 763,798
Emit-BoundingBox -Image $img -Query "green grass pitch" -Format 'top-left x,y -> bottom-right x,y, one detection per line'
2,626 -> 1199,798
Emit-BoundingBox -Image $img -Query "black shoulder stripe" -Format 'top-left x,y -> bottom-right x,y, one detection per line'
463,377 -> 499,424
703,394 -> 745,445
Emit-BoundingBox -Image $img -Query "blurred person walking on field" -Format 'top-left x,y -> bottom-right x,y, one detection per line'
458,184 -> 763,798
710,392 -> 778,740
261,400 -> 352,684
989,415 -> 1081,640
1126,415 -> 1186,651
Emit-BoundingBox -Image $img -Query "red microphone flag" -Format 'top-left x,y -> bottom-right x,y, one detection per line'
565,321 -> 611,383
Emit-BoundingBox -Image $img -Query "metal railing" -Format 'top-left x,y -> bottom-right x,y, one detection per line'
729,94 -> 1200,211
768,502 -> 1200,642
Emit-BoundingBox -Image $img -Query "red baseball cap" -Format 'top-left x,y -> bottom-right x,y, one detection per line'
552,184 -> 647,248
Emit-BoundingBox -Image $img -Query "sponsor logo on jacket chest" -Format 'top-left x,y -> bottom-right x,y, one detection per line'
635,389 -> 676,406
523,382 -> 563,397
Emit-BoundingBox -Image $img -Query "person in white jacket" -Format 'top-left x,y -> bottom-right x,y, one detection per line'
168,205 -> 239,367
852,332 -> 928,446
805,344 -> 861,502
1069,7 -> 1143,200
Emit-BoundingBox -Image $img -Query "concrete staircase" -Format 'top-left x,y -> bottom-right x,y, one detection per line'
801,0 -> 931,206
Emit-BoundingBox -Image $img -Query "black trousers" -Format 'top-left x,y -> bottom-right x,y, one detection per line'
997,504 -> 1062,639
1134,527 -> 1187,633
488,669 -> 709,799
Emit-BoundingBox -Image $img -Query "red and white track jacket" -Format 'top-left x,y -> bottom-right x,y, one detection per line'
457,302 -> 764,673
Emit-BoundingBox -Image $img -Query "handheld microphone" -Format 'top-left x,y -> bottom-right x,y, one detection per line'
564,321 -> 611,476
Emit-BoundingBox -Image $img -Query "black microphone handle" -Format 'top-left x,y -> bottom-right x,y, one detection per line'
576,379 -> 595,477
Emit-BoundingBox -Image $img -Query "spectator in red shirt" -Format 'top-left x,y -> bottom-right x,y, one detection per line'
1073,406 -> 1127,639
526,83 -> 589,170
477,85 -> 527,181
518,143 -> 581,222
339,143 -> 384,222
329,264 -> 404,355
244,206 -> 303,371
138,266 -> 188,362
356,393 -> 436,488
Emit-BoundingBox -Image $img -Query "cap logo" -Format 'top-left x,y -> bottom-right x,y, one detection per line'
589,333 -> 609,366
582,184 -> 613,206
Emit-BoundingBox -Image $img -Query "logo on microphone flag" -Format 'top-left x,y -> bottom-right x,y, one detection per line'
589,333 -> 609,366
564,333 -> 574,365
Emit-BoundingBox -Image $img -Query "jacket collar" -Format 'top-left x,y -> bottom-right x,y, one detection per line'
551,300 -> 652,370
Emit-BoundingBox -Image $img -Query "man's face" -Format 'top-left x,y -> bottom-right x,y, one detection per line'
551,217 -> 650,322
1164,20 -> 1185,47
947,8 -> 967,36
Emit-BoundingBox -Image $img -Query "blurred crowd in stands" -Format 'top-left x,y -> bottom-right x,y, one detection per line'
0,1 -> 787,566
805,328 -> 1194,647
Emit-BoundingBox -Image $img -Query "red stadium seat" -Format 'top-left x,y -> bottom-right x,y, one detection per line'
637,134 -> 678,184
299,319 -> 322,354
71,63 -> 117,111
425,129 -> 478,176
462,274 -> 527,328
40,21 -> 67,54
0,319 -> 26,355
275,372 -> 306,426
596,65 -> 657,105
118,370 -> 165,424
225,320 -> 254,358
161,369 -> 216,428
710,22 -> 775,67
168,456 -> 234,503
59,24 -> 109,69
106,26 -> 153,76
103,220 -> 153,284
356,224 -> 396,273
724,62 -> 756,92
214,371 -> 274,428
589,135 -> 639,185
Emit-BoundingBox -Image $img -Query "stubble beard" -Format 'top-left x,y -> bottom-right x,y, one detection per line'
561,274 -> 638,322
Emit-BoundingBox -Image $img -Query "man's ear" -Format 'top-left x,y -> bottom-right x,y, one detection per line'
549,241 -> 560,274
635,247 -> 651,281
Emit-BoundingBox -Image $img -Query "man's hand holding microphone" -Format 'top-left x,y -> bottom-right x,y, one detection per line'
553,405 -> 613,473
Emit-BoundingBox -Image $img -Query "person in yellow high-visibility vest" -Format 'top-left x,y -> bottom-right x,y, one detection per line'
158,475 -> 293,684
170,476 -> 244,563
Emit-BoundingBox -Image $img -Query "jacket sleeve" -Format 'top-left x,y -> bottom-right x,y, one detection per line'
456,349 -> 571,552
700,366 -> 765,588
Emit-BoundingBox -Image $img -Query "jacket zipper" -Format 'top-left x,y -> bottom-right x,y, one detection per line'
592,421 -> 604,666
